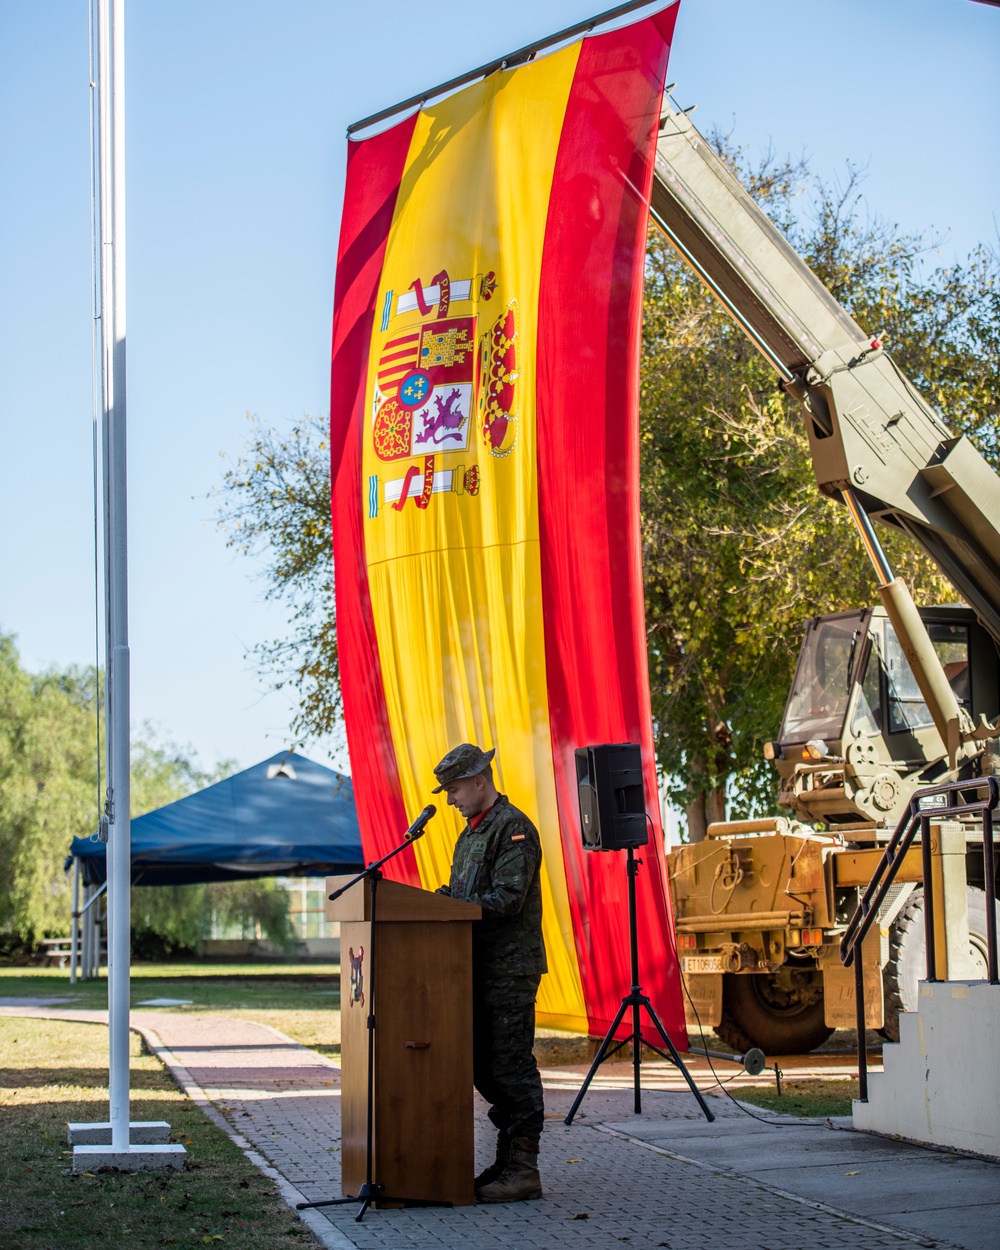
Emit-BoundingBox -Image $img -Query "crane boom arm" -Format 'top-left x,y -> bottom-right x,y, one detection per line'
650,99 -> 1000,646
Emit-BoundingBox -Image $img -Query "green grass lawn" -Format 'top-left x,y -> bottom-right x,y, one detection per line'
0,964 -> 343,1055
0,1016 -> 324,1250
734,1078 -> 856,1118
0,963 -> 595,1060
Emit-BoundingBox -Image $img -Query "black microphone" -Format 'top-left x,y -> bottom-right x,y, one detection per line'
404,804 -> 436,842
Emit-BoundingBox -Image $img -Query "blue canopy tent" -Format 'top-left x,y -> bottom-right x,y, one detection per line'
69,751 -> 364,887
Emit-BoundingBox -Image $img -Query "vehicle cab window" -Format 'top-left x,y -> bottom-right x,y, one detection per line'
781,611 -> 870,743
885,622 -> 970,734
850,638 -> 883,736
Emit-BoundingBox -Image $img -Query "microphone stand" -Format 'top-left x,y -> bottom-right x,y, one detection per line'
296,814 -> 450,1223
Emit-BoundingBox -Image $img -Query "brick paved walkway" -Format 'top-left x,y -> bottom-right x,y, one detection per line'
141,1014 -> 923,1250
4,1005 -> 996,1250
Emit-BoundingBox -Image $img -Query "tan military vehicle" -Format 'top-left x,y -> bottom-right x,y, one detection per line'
669,603 -> 999,1052
650,97 -> 1000,1052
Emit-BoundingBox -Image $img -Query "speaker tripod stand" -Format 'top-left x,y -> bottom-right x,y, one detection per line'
564,846 -> 715,1125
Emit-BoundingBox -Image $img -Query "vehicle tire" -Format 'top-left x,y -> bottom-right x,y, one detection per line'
881,885 -> 1000,1042
714,970 -> 833,1056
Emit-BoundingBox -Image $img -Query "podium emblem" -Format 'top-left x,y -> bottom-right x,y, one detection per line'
348,946 -> 365,1008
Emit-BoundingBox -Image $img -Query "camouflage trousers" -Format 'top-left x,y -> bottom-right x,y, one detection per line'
473,973 -> 544,1144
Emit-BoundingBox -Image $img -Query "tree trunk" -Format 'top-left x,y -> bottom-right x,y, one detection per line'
706,788 -> 727,826
685,795 -> 708,844
685,788 -> 727,844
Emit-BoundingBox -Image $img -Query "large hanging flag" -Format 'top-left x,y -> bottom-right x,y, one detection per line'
330,4 -> 685,1043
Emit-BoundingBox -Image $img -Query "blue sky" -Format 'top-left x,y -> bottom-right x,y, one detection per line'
1,0 -> 997,779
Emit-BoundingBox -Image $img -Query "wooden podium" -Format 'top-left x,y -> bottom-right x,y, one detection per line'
326,876 -> 481,1207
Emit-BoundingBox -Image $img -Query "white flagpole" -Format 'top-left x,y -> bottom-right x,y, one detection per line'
70,0 -> 184,1171
103,0 -> 131,1156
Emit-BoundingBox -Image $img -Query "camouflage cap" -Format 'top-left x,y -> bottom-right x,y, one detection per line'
432,743 -> 496,792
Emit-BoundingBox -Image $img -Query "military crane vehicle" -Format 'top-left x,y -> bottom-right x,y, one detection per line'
649,93 -> 1000,1053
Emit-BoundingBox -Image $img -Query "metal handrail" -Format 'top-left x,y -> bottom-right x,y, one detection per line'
840,775 -> 999,1100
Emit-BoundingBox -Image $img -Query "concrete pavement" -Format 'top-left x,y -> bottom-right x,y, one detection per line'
3,1003 -> 997,1250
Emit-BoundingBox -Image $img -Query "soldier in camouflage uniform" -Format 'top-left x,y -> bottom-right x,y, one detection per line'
433,743 -> 545,1203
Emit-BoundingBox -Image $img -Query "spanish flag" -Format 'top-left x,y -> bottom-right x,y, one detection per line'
330,4 -> 685,1044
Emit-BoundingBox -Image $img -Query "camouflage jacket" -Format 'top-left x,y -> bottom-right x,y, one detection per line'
440,795 -> 546,982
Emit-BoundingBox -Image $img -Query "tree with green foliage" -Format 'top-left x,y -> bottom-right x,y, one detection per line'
0,632 -> 290,952
640,150 -> 999,838
216,414 -> 339,743
0,635 -> 98,942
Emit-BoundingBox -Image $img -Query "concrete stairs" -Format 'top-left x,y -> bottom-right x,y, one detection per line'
853,979 -> 1000,1159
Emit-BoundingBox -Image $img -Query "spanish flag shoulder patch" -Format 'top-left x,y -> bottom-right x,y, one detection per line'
511,832 -> 526,843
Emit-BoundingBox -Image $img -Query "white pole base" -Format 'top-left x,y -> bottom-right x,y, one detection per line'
72,1143 -> 187,1173
67,1120 -> 172,1145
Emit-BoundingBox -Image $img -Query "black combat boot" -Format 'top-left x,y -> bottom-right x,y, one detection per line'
474,1130 -> 511,1189
475,1136 -> 542,1203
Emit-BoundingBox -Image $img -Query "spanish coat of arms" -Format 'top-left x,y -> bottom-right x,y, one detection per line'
367,268 -> 518,515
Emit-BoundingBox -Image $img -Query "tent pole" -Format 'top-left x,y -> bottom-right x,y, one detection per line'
70,858 -> 81,986
77,880 -> 107,979
82,884 -> 91,980
88,891 -> 94,980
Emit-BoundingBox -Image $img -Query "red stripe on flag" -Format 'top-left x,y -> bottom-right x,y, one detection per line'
536,6 -> 686,1045
330,116 -> 421,882
379,348 -> 419,366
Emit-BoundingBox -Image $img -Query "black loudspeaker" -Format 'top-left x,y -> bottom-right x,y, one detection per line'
575,743 -> 649,851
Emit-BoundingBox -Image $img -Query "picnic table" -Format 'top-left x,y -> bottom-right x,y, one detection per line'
39,938 -> 74,968
38,938 -> 105,969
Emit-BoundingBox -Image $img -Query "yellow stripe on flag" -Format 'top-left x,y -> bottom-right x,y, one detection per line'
361,45 -> 588,1031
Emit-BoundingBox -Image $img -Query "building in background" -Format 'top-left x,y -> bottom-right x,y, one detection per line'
202,876 -> 341,961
